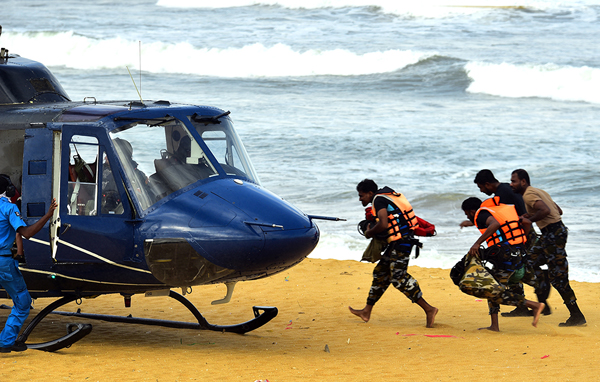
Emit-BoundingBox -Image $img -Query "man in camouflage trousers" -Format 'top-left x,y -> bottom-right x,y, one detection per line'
349,179 -> 438,328
368,244 -> 422,305
511,169 -> 586,327
461,197 -> 545,331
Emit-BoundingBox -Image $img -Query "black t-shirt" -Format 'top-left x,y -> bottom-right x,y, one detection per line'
373,196 -> 392,214
495,183 -> 526,216
372,188 -> 409,226
475,209 -> 492,230
372,187 -> 395,214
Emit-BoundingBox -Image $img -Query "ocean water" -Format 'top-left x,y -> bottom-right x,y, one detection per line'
2,0 -> 599,282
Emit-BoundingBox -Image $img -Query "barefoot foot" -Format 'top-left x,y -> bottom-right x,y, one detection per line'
426,307 -> 438,328
532,303 -> 545,328
478,326 -> 500,332
349,306 -> 371,322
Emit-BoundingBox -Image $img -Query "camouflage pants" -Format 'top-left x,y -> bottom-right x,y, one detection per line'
367,241 -> 422,306
487,266 -> 526,315
510,229 -> 548,301
526,222 -> 577,305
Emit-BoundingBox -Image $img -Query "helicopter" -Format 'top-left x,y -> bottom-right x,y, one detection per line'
0,27 -> 336,352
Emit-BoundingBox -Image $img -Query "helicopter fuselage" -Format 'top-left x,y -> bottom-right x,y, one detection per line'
0,55 -> 319,301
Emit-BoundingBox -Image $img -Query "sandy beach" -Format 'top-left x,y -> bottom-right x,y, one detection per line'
1,258 -> 599,381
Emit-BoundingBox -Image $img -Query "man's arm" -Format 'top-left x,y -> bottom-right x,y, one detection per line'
525,199 -> 551,223
519,216 -> 531,235
17,199 -> 57,239
365,208 -> 388,239
15,233 -> 23,257
469,216 -> 500,256
460,220 -> 474,228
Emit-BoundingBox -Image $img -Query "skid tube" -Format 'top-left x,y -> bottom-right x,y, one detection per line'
0,295 -> 93,352
50,290 -> 278,334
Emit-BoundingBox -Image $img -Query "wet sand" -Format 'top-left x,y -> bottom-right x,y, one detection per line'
1,258 -> 599,381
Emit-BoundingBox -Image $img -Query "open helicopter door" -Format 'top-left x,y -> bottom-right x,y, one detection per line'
21,126 -> 58,264
48,124 -> 148,281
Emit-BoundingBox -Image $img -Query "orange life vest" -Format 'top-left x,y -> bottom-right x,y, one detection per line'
474,200 -> 526,247
371,192 -> 419,243
480,195 -> 501,208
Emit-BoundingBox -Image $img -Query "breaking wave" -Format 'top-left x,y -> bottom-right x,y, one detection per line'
4,32 -> 599,103
156,0 -> 600,18
3,31 -> 433,78
466,61 -> 600,104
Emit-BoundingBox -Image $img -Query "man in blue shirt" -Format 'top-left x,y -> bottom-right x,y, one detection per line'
0,175 -> 56,353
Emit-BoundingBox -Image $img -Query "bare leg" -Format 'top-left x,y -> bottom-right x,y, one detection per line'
479,313 -> 500,332
416,297 -> 438,328
348,304 -> 373,322
525,300 -> 545,328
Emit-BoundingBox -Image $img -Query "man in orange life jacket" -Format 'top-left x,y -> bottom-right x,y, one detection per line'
461,169 -> 550,318
349,179 -> 438,328
461,197 -> 545,331
460,169 -> 528,227
511,169 -> 586,327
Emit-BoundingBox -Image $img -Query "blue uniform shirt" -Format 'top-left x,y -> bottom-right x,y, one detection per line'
0,197 -> 26,256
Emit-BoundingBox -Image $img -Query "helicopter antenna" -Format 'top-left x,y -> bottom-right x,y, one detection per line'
126,66 -> 143,103
139,41 -> 142,98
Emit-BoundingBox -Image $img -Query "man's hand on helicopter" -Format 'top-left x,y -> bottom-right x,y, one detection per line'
47,198 -> 57,216
17,198 -> 58,240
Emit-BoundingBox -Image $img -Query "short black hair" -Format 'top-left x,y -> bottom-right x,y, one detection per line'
0,175 -> 9,194
461,197 -> 482,211
474,169 -> 498,185
357,179 -> 378,193
512,169 -> 530,185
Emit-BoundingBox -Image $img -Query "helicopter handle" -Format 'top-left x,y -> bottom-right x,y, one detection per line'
59,223 -> 71,236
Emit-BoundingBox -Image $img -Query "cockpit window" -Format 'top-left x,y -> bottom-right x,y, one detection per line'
110,118 -> 218,210
189,116 -> 260,185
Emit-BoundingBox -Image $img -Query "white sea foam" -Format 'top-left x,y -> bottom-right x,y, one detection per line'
465,61 -> 600,104
309,232 -> 467,269
156,0 -> 598,18
310,232 -> 600,283
308,232 -> 365,262
3,32 -> 431,78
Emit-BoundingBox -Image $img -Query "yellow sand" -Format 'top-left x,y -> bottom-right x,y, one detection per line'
1,258 -> 599,381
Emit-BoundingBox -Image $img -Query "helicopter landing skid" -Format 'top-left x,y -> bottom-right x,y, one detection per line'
50,290 -> 278,334
0,295 -> 93,352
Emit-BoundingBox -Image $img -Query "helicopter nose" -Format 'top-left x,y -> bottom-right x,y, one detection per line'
189,179 -> 319,271
142,179 -> 319,287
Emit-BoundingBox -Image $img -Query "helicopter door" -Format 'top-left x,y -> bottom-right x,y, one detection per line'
53,127 -> 139,268
21,126 -> 57,265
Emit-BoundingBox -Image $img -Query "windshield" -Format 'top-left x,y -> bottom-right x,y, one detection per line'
110,118 -> 218,210
189,115 -> 260,185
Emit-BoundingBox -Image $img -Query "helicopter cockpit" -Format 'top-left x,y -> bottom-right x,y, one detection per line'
108,113 -> 259,212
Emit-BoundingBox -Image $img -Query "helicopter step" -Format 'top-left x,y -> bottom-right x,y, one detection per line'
49,290 -> 278,334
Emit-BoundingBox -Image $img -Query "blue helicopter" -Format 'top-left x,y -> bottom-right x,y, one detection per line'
0,27 -> 336,352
